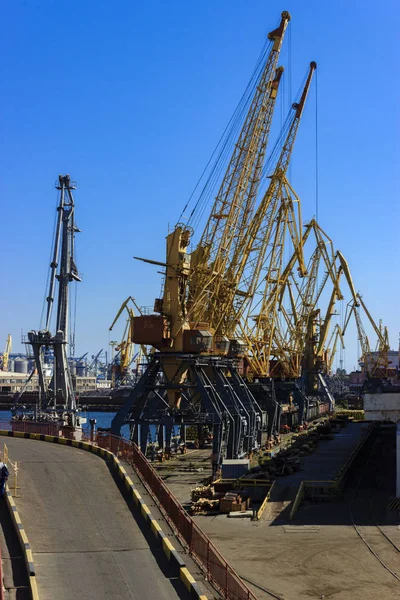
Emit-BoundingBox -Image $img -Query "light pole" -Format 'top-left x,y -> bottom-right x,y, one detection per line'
109,341 -> 118,387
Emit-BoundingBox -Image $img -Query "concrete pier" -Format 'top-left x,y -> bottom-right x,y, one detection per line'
397,421 -> 400,498
1,437 -> 197,600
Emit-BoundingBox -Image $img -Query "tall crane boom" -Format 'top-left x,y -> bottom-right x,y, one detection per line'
229,62 -> 317,340
1,334 -> 12,371
188,11 -> 290,326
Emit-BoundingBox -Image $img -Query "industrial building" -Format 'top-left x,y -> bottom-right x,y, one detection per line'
0,371 -> 97,395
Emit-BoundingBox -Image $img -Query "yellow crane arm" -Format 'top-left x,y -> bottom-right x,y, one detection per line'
109,296 -> 142,331
198,12 -> 290,261
336,251 -> 359,307
326,324 -> 345,373
357,294 -> 387,344
188,12 -> 290,326
228,63 -> 317,333
2,334 -> 12,371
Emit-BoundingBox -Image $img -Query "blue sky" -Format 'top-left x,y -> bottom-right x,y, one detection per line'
1,0 -> 398,371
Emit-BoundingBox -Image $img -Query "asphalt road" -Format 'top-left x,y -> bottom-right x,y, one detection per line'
3,437 -> 189,600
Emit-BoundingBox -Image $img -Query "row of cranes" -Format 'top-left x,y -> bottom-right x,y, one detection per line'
109,297 -> 147,387
110,10 -> 389,471
13,11 -> 388,450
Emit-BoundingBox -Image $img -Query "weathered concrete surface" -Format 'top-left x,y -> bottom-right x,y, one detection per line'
364,391 -> 400,422
2,437 -> 193,600
0,502 -> 30,599
193,426 -> 400,600
397,422 -> 400,497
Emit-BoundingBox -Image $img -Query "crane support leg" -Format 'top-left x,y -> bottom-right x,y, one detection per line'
111,353 -> 263,475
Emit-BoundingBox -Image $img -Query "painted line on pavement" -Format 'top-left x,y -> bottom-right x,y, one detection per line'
0,430 -> 209,600
4,487 -> 39,600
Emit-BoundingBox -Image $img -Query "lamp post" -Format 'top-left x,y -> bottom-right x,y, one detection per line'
109,341 -> 118,387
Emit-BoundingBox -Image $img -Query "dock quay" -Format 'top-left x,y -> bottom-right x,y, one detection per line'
0,428 -> 218,600
0,392 -> 121,412
189,423 -> 399,600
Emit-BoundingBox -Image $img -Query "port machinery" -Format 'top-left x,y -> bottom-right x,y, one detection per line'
111,11 -> 316,471
111,10 -> 391,472
14,175 -> 86,433
1,334 -> 12,371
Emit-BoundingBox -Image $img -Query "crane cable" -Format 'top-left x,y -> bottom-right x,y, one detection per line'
314,66 -> 320,312
315,67 -> 319,224
175,39 -> 272,232
189,42 -> 270,231
39,188 -> 59,331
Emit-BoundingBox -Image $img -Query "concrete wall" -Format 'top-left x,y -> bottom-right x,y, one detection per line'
397,422 -> 400,497
364,392 -> 400,423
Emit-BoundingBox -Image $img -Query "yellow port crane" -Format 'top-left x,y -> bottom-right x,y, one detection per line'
351,294 -> 390,377
134,11 -> 291,351
325,324 -> 346,374
240,218 -> 361,391
188,11 -> 290,331
1,334 -> 12,371
228,62 -> 317,342
113,11 -> 299,468
109,297 -> 146,387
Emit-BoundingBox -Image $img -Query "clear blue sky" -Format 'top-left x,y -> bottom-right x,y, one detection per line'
1,0 -> 398,371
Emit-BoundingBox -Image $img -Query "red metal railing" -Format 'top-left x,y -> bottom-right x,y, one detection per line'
1,422 -> 257,599
100,433 -> 258,600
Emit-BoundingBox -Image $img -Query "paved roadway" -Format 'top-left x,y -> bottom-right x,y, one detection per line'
2,437 -> 191,600
280,421 -> 370,486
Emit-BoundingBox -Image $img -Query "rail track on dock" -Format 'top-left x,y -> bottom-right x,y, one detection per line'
348,426 -> 400,583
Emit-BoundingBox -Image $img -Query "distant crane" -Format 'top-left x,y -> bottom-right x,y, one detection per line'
109,296 -> 147,387
1,334 -> 12,371
88,349 -> 103,377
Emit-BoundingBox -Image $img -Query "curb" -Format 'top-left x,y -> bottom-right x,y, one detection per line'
0,530 -> 4,600
0,430 -> 209,600
112,454 -> 209,600
5,487 -> 39,600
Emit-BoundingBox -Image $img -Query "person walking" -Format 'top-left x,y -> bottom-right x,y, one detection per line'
0,460 -> 9,497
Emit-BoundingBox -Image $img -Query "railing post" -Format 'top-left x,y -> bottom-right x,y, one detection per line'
14,461 -> 17,497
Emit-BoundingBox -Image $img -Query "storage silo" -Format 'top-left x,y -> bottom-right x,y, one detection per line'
14,358 -> 29,374
76,361 -> 86,377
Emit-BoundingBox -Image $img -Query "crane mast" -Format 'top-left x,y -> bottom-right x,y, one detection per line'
27,175 -> 81,422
